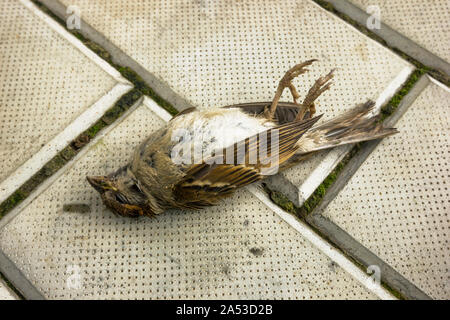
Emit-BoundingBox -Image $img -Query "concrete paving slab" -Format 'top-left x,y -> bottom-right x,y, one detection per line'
53,0 -> 413,207
0,0 -> 132,203
349,0 -> 450,63
0,278 -> 18,300
318,76 -> 450,299
56,0 -> 412,110
0,97 -> 380,299
325,0 -> 450,76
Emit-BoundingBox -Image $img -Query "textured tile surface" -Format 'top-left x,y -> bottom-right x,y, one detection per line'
0,0 -> 116,184
59,0 -> 412,206
0,100 -> 377,299
349,0 -> 450,62
321,79 -> 450,299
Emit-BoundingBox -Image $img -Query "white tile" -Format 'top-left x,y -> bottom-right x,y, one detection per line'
0,99 -> 377,299
349,0 -> 450,62
321,78 -> 450,299
58,0 -> 412,206
0,0 -> 132,203
0,279 -> 18,300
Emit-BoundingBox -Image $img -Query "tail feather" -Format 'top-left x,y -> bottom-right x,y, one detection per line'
296,101 -> 398,154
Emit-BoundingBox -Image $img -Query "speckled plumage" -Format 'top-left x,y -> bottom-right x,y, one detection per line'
87,61 -> 398,217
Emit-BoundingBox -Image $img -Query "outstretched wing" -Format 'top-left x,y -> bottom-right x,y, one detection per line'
173,115 -> 322,209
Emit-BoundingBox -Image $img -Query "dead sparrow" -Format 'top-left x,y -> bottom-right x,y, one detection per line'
87,60 -> 397,217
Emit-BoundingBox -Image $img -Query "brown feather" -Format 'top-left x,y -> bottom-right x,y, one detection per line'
296,101 -> 398,154
173,115 -> 322,208
223,101 -> 311,124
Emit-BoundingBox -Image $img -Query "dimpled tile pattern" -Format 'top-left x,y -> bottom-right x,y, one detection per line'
60,0 -> 410,111
60,0 -> 411,208
321,81 -> 450,299
349,0 -> 450,62
0,0 -> 116,183
0,102 -> 376,299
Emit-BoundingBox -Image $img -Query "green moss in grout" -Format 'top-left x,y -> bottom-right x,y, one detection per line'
86,120 -> 107,139
262,182 -> 406,299
299,69 -> 425,217
300,144 -> 361,216
60,145 -> 77,161
0,89 -> 142,220
117,67 -> 179,116
380,69 -> 425,121
0,191 -> 26,220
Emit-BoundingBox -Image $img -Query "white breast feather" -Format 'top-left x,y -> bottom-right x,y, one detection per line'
170,108 -> 275,161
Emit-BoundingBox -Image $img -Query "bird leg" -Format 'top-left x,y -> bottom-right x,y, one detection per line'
295,69 -> 335,121
264,59 -> 317,120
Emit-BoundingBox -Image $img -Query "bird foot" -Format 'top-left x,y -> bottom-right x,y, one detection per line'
265,59 -> 317,120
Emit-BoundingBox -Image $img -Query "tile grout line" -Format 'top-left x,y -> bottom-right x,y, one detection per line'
142,97 -> 174,123
313,0 -> 449,85
247,185 -> 395,300
0,97 -> 144,231
37,0 -> 193,113
305,75 -> 433,300
326,0 -> 450,76
0,0 -> 135,204
261,72 -> 431,299
308,0 -> 414,71
297,68 -> 426,219
296,65 -> 413,204
0,83 -> 132,204
19,0 -> 130,84
0,0 -> 436,299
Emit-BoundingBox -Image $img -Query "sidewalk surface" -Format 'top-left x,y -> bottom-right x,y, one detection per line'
0,0 -> 448,299
0,0 -> 132,204
319,77 -> 450,299
349,0 -> 449,62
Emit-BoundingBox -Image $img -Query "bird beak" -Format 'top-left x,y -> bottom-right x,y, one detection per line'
86,176 -> 118,193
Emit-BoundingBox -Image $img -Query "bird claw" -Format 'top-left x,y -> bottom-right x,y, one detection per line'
266,59 -> 318,120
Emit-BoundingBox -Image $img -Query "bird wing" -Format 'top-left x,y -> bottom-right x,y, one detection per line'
172,115 -> 321,209
223,101 -> 310,124
171,106 -> 198,119
171,101 -> 306,124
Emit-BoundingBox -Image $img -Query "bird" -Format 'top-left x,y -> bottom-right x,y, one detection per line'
87,60 -> 398,218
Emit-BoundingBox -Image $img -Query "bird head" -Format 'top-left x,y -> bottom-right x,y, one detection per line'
86,166 -> 154,218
